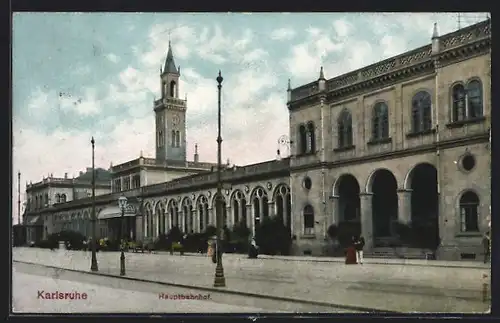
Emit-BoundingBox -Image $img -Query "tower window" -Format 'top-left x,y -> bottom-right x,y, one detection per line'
175,131 -> 181,147
158,130 -> 164,147
171,130 -> 176,147
170,81 -> 177,98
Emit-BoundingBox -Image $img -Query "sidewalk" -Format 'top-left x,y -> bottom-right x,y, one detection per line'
13,248 -> 490,313
177,252 -> 490,269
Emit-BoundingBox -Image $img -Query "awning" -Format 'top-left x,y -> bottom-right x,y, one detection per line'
97,205 -> 136,220
27,216 -> 43,226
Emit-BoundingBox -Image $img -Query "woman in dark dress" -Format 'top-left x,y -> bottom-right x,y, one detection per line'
345,236 -> 357,264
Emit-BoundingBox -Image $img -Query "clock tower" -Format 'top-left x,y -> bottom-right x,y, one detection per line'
154,41 -> 187,163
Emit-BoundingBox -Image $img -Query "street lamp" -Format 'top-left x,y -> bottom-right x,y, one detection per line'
213,71 -> 226,288
118,195 -> 128,276
90,137 -> 98,272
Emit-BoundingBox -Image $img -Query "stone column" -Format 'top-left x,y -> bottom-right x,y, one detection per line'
359,193 -> 374,251
208,207 -> 214,226
226,205 -> 232,229
330,195 -> 340,225
245,204 -> 252,231
135,215 -> 143,241
192,208 -> 198,233
268,201 -> 275,218
397,189 -> 412,225
129,174 -> 133,189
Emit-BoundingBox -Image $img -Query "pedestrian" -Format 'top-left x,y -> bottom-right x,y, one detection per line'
483,231 -> 490,264
248,237 -> 259,259
345,236 -> 357,265
354,235 -> 365,264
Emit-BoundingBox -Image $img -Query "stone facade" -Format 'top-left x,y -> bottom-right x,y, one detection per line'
23,20 -> 491,260
288,20 -> 491,260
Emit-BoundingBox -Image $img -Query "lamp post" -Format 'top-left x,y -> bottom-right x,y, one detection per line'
118,195 -> 128,276
213,71 -> 226,288
90,137 -> 98,272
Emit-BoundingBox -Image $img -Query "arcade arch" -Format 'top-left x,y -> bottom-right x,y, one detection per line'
230,190 -> 247,227
406,163 -> 440,249
251,187 -> 268,229
197,195 -> 210,232
367,169 -> 398,241
182,197 -> 194,233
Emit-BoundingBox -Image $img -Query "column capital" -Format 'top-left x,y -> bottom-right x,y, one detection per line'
397,188 -> 413,193
359,192 -> 374,197
329,195 -> 339,200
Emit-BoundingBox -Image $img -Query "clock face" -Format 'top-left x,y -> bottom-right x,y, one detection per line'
172,114 -> 180,125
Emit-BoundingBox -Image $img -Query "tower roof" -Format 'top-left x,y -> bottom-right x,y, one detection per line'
163,41 -> 179,75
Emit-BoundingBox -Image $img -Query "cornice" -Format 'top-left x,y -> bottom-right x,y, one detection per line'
290,132 -> 489,173
288,20 -> 490,112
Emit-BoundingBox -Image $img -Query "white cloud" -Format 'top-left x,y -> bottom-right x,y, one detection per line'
332,19 -> 352,37
106,53 -> 120,63
270,27 -> 296,41
72,64 -> 91,76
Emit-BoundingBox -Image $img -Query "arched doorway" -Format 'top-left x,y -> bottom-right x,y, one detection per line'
369,169 -> 398,244
182,198 -> 193,233
212,193 -> 227,227
197,195 -> 209,232
336,174 -> 360,223
230,190 -> 247,228
251,187 -> 268,231
408,163 -> 439,249
168,199 -> 179,230
274,184 -> 291,235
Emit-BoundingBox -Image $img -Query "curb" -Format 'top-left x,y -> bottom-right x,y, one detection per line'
14,260 -> 400,314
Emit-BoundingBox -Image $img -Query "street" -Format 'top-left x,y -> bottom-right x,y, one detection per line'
13,247 -> 491,313
14,262 -> 341,313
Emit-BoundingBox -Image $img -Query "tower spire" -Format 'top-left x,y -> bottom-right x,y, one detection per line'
319,66 -> 325,80
163,41 -> 179,75
432,22 -> 439,39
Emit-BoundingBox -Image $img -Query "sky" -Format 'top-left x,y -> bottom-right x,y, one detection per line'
12,12 -> 490,224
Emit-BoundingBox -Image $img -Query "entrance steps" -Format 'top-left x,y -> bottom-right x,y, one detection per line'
365,247 -> 434,260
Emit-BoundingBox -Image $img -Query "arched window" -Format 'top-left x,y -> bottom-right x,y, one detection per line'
44,193 -> 49,207
411,91 -> 432,133
451,84 -> 466,122
175,131 -> 181,147
35,196 -> 38,210
460,191 -> 479,232
163,82 -> 168,97
171,130 -> 176,147
303,205 -> 315,235
467,80 -> 483,119
170,80 -> 176,98
372,102 -> 389,140
61,194 -> 67,203
55,194 -> 61,204
338,109 -> 353,148
306,122 -> 316,153
298,124 -> 307,155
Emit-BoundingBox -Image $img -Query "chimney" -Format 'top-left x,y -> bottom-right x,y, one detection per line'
194,143 -> 199,163
64,173 -> 68,179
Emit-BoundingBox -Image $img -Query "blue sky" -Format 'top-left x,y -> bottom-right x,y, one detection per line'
12,12 -> 489,223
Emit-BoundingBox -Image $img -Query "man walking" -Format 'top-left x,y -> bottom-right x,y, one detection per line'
354,235 -> 365,264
